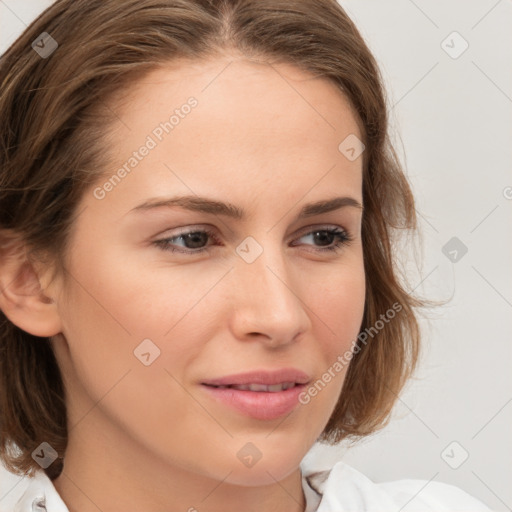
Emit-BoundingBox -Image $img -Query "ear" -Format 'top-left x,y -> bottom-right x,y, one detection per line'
0,230 -> 62,337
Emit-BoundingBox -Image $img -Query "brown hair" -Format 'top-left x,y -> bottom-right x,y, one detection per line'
0,0 -> 423,480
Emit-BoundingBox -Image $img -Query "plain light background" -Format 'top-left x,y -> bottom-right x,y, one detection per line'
0,1 -> 511,511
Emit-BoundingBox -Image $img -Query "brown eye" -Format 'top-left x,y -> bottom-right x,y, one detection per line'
292,227 -> 352,253
154,229 -> 219,254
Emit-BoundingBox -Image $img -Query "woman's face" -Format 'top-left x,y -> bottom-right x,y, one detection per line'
49,56 -> 365,487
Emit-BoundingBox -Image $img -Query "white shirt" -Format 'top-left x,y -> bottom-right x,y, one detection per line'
0,459 -> 492,512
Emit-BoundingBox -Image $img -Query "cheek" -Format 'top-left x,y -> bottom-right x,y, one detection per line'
56,254 -> 207,454
285,255 -> 363,399
57,242 -> 221,393
313,257 -> 366,349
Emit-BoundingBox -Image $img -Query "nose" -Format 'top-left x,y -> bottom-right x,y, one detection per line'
228,241 -> 311,348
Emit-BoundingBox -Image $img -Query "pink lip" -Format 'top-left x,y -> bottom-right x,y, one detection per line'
201,368 -> 310,421
201,368 -> 310,387
201,384 -> 307,420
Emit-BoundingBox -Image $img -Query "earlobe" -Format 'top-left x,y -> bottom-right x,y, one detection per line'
0,234 -> 62,338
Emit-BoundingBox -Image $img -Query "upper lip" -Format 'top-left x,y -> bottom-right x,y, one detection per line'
201,368 -> 311,387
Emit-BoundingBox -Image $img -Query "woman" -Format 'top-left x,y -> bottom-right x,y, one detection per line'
0,0 -> 493,511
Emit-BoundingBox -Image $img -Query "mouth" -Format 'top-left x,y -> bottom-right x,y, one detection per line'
200,369 -> 310,420
202,382 -> 300,392
201,367 -> 310,388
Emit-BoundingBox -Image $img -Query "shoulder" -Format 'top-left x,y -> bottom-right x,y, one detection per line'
303,460 -> 492,512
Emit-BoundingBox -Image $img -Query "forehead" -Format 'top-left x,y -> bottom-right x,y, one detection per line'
108,55 -> 363,152
87,56 -> 364,218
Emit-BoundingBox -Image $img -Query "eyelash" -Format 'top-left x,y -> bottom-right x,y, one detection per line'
153,226 -> 353,255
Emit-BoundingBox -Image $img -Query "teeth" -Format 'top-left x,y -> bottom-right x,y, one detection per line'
227,382 -> 296,392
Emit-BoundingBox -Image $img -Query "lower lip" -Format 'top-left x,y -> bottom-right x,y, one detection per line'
201,384 -> 307,420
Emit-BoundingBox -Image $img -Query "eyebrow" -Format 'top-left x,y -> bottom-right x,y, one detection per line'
128,195 -> 363,219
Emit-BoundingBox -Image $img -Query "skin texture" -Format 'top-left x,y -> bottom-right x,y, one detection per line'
5,56 -> 366,512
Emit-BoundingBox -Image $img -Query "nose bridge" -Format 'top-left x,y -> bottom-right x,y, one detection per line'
237,233 -> 292,303
228,232 -> 309,341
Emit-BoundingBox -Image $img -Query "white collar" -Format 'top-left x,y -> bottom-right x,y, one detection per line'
8,469 -> 68,512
